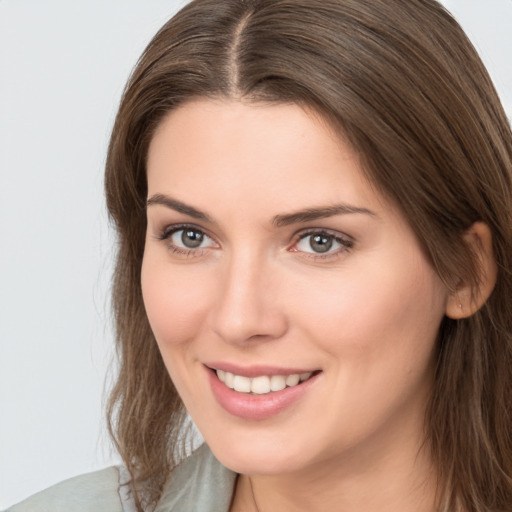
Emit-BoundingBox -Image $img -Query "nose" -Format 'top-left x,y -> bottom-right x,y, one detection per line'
210,250 -> 288,345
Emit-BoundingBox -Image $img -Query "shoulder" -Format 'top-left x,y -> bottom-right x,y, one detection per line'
6,447 -> 237,512
154,443 -> 237,512
6,467 -> 123,512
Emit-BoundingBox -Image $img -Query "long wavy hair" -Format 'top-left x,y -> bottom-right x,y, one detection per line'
105,0 -> 512,510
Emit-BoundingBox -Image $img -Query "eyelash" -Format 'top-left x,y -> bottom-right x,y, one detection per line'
157,224 -> 217,257
291,229 -> 354,261
156,224 -> 354,260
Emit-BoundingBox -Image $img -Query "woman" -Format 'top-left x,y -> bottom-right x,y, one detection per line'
8,0 -> 512,511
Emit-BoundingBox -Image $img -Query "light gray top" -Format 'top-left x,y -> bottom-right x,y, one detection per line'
6,444 -> 237,512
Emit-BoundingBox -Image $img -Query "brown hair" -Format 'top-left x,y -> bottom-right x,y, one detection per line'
105,0 -> 512,510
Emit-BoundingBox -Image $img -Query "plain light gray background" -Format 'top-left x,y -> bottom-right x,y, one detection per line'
0,0 -> 511,508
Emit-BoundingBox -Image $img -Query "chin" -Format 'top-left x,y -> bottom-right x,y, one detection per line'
202,427 -> 317,476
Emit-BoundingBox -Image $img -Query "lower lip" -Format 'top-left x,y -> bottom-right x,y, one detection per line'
207,368 -> 320,421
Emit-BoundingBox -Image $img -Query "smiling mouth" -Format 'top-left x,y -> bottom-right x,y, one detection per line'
214,369 -> 319,395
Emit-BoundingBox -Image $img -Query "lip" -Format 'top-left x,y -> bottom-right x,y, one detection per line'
205,364 -> 321,421
205,362 -> 318,378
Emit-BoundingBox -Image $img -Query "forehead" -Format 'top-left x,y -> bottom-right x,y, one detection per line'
146,99 -> 378,209
148,99 -> 344,166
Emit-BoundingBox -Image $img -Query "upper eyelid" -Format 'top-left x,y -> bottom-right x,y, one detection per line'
158,225 -> 218,254
291,228 -> 354,254
155,223 -> 353,248
294,227 -> 354,242
160,223 -> 214,240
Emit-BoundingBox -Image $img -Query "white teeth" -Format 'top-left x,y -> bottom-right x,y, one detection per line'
225,371 -> 235,389
251,376 -> 271,394
215,370 -> 314,394
270,375 -> 286,391
233,375 -> 251,393
285,374 -> 300,386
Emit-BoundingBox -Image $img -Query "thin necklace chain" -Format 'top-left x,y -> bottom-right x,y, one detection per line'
248,476 -> 261,512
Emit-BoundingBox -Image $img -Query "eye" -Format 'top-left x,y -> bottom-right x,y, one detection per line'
172,228 -> 208,249
292,230 -> 353,257
158,224 -> 218,255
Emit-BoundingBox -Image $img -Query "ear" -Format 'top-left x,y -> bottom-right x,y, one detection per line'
445,222 -> 498,319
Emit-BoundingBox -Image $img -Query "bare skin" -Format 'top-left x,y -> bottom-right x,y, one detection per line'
143,99 -> 452,511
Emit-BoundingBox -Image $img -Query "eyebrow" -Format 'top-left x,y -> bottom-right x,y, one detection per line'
146,193 -> 212,221
146,193 -> 376,226
272,204 -> 376,227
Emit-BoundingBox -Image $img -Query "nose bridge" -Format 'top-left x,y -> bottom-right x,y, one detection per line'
210,246 -> 287,344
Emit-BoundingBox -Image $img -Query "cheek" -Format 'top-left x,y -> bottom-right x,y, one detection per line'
291,255 -> 447,362
285,257 -> 447,443
141,256 -> 214,350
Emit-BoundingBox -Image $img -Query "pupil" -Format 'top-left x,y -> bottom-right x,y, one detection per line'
310,234 -> 333,253
182,229 -> 203,248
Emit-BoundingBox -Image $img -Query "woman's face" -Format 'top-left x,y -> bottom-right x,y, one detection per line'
142,99 -> 449,477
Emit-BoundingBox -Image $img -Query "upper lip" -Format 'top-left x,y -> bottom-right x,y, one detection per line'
204,362 -> 320,378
